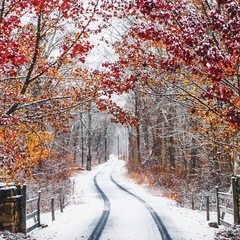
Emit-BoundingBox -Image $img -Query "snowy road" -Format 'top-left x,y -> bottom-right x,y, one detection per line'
91,161 -> 171,240
30,156 -> 217,240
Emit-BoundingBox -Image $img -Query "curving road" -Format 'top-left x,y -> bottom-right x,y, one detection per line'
29,157 -> 214,240
87,160 -> 172,240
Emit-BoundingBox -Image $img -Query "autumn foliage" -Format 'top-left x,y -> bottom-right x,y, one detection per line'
0,0 -> 138,183
103,0 -> 239,129
0,0 -> 107,182
94,0 -> 240,201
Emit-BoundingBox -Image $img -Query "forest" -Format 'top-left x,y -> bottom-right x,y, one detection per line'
0,0 -> 239,205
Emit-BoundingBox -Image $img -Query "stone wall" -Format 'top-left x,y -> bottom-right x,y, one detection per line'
0,186 -> 22,233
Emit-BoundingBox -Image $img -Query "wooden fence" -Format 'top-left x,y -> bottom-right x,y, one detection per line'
216,177 -> 239,226
51,187 -> 65,221
0,183 -> 66,234
21,185 -> 41,233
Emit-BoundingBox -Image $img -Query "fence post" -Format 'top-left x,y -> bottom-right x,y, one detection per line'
21,184 -> 27,234
237,176 -> 240,224
199,195 -> 204,211
60,187 -> 64,213
37,191 -> 41,227
62,187 -> 65,209
216,186 -> 220,225
206,195 -> 210,221
191,191 -> 194,210
51,198 -> 55,221
232,177 -> 239,224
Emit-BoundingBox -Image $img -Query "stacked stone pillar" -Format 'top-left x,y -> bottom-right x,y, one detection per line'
0,186 -> 22,233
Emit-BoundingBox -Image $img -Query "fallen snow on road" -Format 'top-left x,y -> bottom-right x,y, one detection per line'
30,156 -> 220,240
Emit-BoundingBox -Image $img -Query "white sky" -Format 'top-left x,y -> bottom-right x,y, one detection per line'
29,155 -> 221,240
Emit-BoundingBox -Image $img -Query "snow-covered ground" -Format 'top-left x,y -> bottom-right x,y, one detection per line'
30,156 -> 221,240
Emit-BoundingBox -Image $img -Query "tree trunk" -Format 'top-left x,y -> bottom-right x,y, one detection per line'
135,93 -> 141,165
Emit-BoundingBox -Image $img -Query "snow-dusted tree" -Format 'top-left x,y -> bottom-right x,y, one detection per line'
0,0 -> 113,182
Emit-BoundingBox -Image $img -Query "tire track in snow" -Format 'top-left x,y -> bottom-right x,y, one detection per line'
110,163 -> 172,240
87,167 -> 110,240
88,161 -> 172,240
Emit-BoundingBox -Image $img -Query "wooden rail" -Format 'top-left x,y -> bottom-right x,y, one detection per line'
22,185 -> 41,233
216,177 -> 239,226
